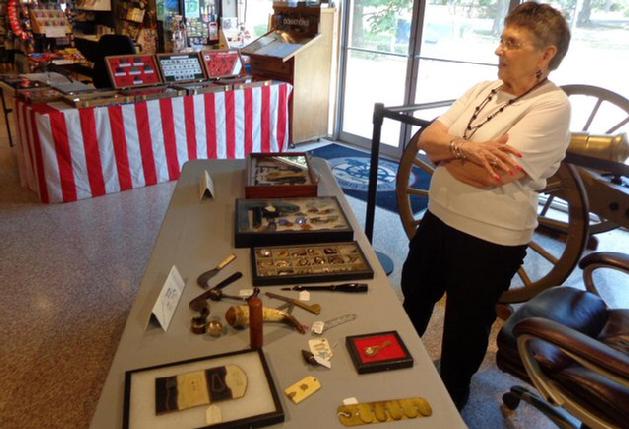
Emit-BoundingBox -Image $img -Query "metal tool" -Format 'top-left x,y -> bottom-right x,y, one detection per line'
313,313 -> 357,335
197,253 -> 237,289
280,283 -> 368,293
264,291 -> 321,315
189,271 -> 243,311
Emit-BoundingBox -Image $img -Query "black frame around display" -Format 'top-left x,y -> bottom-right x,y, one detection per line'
123,349 -> 284,429
250,241 -> 374,286
245,152 -> 318,199
234,196 -> 354,248
346,330 -> 414,374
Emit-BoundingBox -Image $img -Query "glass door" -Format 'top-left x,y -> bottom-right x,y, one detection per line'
338,0 -> 416,156
338,0 -> 511,157
550,0 -> 629,98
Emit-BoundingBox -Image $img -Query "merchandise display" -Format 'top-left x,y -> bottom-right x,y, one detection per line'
337,397 -> 432,426
156,53 -> 206,83
105,54 -> 162,89
200,49 -> 243,79
346,331 -> 414,374
123,349 -> 284,429
29,3 -> 71,38
15,87 -> 63,103
245,152 -> 317,198
62,89 -> 133,108
234,196 -> 353,248
170,81 -> 230,95
119,85 -> 185,102
251,242 -> 374,286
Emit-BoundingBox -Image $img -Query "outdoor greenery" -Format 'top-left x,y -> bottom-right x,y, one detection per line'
351,0 -> 629,53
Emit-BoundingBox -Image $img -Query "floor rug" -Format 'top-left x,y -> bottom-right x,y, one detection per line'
310,143 -> 430,214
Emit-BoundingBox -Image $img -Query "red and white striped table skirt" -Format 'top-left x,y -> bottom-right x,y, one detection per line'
15,82 -> 292,203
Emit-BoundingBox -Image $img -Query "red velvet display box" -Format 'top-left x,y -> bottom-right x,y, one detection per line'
106,54 -> 163,89
346,331 -> 414,374
200,49 -> 243,79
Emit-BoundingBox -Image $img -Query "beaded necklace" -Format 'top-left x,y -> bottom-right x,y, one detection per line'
463,78 -> 548,140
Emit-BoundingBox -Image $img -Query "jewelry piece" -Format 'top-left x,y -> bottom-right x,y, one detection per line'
207,319 -> 224,337
364,340 -> 392,357
259,249 -> 271,257
464,78 -> 548,140
278,218 -> 293,227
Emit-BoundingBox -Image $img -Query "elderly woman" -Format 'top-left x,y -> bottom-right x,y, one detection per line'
401,2 -> 571,410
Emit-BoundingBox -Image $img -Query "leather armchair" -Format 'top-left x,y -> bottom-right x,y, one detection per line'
496,252 -> 629,429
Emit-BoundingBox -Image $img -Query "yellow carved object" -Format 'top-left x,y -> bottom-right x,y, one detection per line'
337,397 -> 432,426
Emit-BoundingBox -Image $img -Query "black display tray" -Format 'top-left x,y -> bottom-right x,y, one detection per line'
346,331 -> 414,374
234,196 -> 353,248
123,349 -> 284,429
250,241 -> 374,286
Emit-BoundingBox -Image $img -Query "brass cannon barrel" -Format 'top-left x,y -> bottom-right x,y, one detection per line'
568,132 -> 629,163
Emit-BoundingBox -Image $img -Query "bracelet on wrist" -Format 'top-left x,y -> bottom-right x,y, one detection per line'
448,137 -> 467,160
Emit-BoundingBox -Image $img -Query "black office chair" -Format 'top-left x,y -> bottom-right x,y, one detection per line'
497,252 -> 629,429
89,35 -> 136,89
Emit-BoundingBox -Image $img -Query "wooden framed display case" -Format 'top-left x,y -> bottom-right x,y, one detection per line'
234,196 -> 353,248
250,241 -> 374,286
123,348 -> 284,429
118,85 -> 185,102
245,152 -> 317,198
61,89 -> 134,108
242,6 -> 337,144
105,54 -> 163,89
155,53 -> 206,83
200,49 -> 244,79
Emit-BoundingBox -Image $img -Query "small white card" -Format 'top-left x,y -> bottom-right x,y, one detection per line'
148,265 -> 185,331
239,288 -> 254,298
298,290 -> 310,301
199,170 -> 215,200
206,405 -> 222,424
309,338 -> 333,361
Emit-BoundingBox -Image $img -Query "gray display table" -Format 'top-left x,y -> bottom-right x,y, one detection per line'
89,158 -> 466,429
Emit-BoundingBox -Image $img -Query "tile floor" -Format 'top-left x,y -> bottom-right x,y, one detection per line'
1,120 -> 626,428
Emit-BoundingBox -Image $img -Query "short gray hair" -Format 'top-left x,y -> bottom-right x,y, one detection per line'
505,1 -> 571,70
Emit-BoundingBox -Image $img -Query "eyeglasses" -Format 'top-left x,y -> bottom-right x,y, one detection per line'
498,37 -> 528,51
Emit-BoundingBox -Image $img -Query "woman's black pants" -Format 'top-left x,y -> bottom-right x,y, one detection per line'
401,211 -> 526,394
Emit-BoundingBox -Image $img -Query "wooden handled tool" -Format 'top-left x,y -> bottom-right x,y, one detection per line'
197,254 -> 237,289
264,291 -> 321,315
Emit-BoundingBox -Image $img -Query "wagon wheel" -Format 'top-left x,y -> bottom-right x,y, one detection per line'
396,131 -> 589,304
558,85 -> 629,236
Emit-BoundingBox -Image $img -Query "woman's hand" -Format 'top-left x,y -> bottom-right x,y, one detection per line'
458,134 -> 523,180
